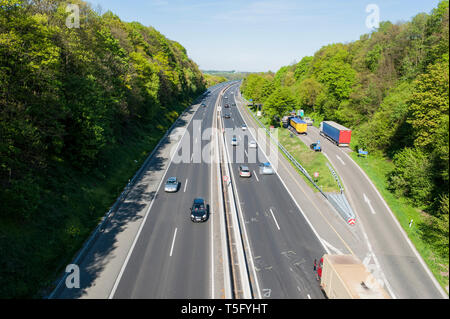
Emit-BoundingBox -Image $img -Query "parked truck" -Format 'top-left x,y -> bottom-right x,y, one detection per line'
290,117 -> 308,134
319,121 -> 352,146
317,254 -> 390,299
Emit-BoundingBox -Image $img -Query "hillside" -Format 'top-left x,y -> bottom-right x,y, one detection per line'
0,0 -> 206,298
241,1 -> 449,288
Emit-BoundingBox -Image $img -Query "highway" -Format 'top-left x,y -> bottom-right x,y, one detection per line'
110,85 -> 223,298
220,84 -> 326,299
52,80 -> 446,300
295,125 -> 447,298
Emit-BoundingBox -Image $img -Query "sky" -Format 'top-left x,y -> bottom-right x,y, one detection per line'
87,0 -> 442,72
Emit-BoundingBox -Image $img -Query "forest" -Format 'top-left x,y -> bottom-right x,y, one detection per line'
0,0 -> 206,297
241,1 -> 449,271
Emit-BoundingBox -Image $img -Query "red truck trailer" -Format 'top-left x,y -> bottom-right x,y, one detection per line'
319,121 -> 352,147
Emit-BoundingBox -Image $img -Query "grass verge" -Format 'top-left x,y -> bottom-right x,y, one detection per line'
243,104 -> 341,193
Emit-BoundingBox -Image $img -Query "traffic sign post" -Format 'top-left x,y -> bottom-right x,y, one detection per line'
314,172 -> 319,183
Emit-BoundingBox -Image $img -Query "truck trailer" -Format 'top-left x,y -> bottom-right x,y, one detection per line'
290,117 -> 308,134
320,121 -> 352,146
317,254 -> 390,299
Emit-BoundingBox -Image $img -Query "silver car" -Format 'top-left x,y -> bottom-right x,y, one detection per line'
164,177 -> 180,193
259,162 -> 274,175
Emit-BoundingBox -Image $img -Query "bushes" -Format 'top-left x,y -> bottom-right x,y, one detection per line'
388,148 -> 434,206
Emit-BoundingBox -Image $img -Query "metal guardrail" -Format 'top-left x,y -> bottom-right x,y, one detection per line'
48,97 -> 203,298
326,162 -> 344,193
244,102 -> 328,198
238,94 -> 357,226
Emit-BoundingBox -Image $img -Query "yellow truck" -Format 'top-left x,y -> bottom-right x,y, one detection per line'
289,117 -> 308,134
317,254 -> 390,299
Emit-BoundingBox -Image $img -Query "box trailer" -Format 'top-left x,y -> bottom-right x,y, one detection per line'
317,254 -> 390,299
290,117 -> 308,134
320,121 -> 352,146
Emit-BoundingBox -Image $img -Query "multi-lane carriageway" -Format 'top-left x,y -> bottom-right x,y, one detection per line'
53,81 -> 446,299
105,81 -> 326,299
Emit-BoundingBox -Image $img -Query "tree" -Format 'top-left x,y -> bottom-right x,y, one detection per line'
297,78 -> 322,112
407,58 -> 449,152
263,87 -> 296,124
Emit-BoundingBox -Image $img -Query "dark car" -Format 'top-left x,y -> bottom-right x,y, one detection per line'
201,103 -> 207,107
224,104 -> 230,108
224,113 -> 231,119
232,103 -> 236,106
190,198 -> 208,222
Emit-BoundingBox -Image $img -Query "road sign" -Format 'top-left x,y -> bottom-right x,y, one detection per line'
314,172 -> 319,178
223,176 -> 229,182
347,218 -> 356,225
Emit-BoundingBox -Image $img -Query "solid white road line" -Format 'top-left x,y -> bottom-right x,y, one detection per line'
234,88 -> 331,256
269,209 -> 281,231
108,103 -> 199,299
342,150 -> 447,298
169,228 -> 178,257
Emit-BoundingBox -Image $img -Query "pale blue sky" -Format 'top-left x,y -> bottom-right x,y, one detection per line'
88,0 -> 442,72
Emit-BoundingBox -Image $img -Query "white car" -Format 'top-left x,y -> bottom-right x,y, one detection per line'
259,162 -> 274,175
241,124 -> 247,131
239,165 -> 251,178
231,137 -> 238,146
303,117 -> 314,126
249,140 -> 257,148
164,177 -> 180,193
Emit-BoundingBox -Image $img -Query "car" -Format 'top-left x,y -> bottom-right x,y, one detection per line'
201,103 -> 207,107
224,104 -> 230,108
239,165 -> 251,178
259,162 -> 274,175
231,137 -> 238,146
310,142 -> 322,152
303,117 -> 314,126
249,140 -> 257,148
224,113 -> 231,119
232,103 -> 236,106
224,96 -> 228,99
241,124 -> 247,131
164,177 -> 180,193
190,198 -> 208,222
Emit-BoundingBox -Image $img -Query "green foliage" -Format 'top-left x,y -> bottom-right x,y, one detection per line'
203,73 -> 227,87
263,87 -> 296,124
407,58 -> 449,151
241,0 -> 449,274
388,148 -> 434,205
0,0 -> 206,298
297,78 -> 323,112
294,56 -> 313,82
